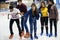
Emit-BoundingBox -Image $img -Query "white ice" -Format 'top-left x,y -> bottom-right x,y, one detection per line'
0,9 -> 60,40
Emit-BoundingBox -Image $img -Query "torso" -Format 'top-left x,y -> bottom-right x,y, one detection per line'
41,7 -> 48,17
9,8 -> 20,19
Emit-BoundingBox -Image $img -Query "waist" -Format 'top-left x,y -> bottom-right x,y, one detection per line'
41,15 -> 48,17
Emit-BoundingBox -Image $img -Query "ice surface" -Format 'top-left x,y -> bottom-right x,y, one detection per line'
0,9 -> 60,40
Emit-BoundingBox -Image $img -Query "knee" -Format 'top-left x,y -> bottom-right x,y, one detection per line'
41,25 -> 44,27
30,27 -> 33,30
45,25 -> 48,27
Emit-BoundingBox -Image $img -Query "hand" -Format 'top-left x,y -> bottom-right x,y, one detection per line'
51,4 -> 55,9
8,14 -> 9,19
20,12 -> 24,16
20,13 -> 23,16
51,5 -> 54,9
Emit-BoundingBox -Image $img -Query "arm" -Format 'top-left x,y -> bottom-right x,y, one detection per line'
38,7 -> 42,17
54,6 -> 59,21
16,8 -> 24,16
36,12 -> 39,20
51,4 -> 56,10
8,14 -> 10,19
19,12 -> 24,16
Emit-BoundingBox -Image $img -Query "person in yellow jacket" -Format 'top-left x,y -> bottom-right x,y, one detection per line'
39,1 -> 48,36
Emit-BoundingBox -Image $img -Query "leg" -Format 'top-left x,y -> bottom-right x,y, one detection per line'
23,17 -> 30,38
40,17 -> 44,36
9,19 -> 14,35
30,22 -> 33,39
23,17 -> 29,32
54,19 -> 57,37
9,19 -> 14,39
45,17 -> 48,36
15,19 -> 22,37
49,19 -> 53,37
21,16 -> 24,31
34,20 -> 38,39
21,16 -> 24,36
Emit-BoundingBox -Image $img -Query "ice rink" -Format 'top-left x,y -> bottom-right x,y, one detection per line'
0,8 -> 60,40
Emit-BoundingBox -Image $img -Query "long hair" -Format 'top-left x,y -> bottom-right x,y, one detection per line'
49,0 -> 54,4
40,1 -> 46,8
31,3 -> 38,15
18,0 -> 22,2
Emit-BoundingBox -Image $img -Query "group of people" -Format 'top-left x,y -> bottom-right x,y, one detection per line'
8,0 -> 58,40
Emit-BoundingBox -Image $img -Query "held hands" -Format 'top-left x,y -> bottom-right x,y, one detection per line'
20,12 -> 24,16
51,4 -> 56,9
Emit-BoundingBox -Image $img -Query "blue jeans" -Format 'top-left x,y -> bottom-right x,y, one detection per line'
30,17 -> 37,35
21,16 -> 29,32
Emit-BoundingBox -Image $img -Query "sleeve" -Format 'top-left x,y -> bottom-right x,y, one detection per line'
36,11 -> 39,20
54,6 -> 58,20
47,5 -> 50,13
22,4 -> 27,13
27,9 -> 31,15
38,7 -> 42,17
38,7 -> 41,13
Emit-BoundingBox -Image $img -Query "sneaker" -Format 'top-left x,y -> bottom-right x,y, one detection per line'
21,31 -> 24,36
34,35 -> 38,39
30,35 -> 33,40
49,33 -> 52,37
55,33 -> 57,37
9,34 -> 14,39
40,32 -> 43,36
19,34 -> 22,39
19,36 -> 22,39
30,38 -> 33,40
24,32 -> 30,38
46,33 -> 48,36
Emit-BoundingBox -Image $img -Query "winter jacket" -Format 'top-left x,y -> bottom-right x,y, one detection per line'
48,4 -> 58,20
27,9 -> 39,22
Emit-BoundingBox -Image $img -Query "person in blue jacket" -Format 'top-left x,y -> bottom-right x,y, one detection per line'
27,3 -> 39,40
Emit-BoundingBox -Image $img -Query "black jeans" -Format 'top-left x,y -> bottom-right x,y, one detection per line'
9,19 -> 22,36
50,19 -> 57,35
40,17 -> 48,34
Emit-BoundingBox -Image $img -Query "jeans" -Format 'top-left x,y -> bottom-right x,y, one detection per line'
21,16 -> 29,32
30,17 -> 37,35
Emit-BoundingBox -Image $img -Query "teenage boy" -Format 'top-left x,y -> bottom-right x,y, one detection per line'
16,0 -> 30,38
8,6 -> 22,39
